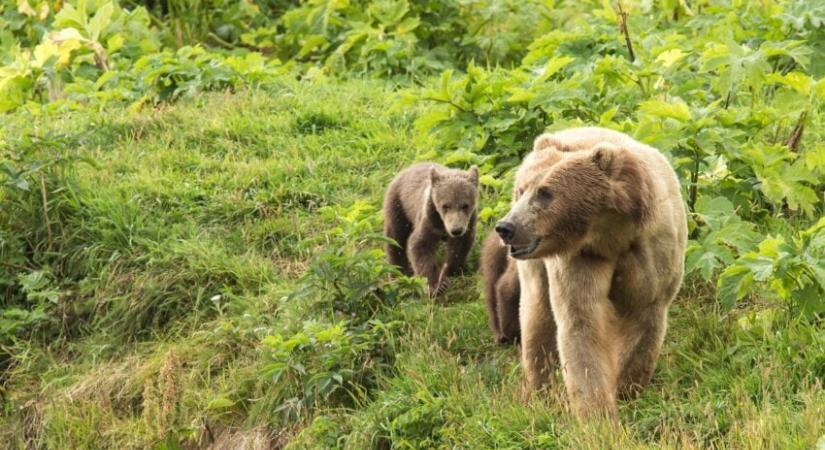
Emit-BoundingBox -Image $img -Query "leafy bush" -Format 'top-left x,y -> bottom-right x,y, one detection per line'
271,0 -> 553,78
0,0 -> 160,112
290,202 -> 422,322
129,46 -> 285,106
258,319 -> 399,423
719,218 -> 825,317
686,196 -> 760,281
1,0 -> 291,113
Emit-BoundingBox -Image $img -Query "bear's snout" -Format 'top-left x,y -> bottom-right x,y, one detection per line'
495,221 -> 516,243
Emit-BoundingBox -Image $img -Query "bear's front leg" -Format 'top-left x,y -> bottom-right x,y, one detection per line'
547,257 -> 620,420
617,304 -> 667,399
408,226 -> 442,296
518,259 -> 557,389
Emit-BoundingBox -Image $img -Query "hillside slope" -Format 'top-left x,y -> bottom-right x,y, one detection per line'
1,78 -> 823,449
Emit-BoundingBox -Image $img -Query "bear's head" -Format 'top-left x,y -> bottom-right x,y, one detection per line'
495,143 -> 652,259
429,165 -> 479,238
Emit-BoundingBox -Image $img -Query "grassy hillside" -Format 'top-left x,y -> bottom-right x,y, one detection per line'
2,0 -> 825,448
1,77 -> 822,449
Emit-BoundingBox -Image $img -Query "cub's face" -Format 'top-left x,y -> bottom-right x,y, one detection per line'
430,166 -> 479,238
496,153 -> 610,259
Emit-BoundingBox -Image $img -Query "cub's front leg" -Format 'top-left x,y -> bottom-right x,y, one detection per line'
547,256 -> 620,420
408,226 -> 442,296
444,224 -> 475,276
437,224 -> 476,294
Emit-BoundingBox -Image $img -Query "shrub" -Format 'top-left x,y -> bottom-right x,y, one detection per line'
290,202 -> 422,322
258,319 -> 399,424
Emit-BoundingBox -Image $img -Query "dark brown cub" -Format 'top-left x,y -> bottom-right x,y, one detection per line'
382,162 -> 479,297
480,231 -> 520,343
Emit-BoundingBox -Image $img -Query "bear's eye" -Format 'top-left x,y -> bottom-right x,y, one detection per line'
517,188 -> 524,197
442,204 -> 450,210
461,203 -> 469,211
536,187 -> 554,202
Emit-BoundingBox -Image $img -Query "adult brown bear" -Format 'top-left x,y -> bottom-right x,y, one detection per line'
496,127 -> 687,419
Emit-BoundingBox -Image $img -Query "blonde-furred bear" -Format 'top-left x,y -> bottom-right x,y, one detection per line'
495,127 -> 687,420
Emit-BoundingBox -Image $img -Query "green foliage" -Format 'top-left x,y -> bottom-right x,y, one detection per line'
291,202 -> 422,322
273,0 -> 551,77
0,131 -> 95,364
0,0 -> 161,112
719,218 -> 825,315
0,0 -> 290,113
0,270 -> 58,342
259,319 -> 398,424
686,196 -> 760,281
129,46 -> 285,105
2,1 -> 825,448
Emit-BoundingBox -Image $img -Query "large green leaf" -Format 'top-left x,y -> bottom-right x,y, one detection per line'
638,99 -> 691,122
718,264 -> 754,309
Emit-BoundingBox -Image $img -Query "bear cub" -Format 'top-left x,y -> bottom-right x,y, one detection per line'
383,163 -> 479,296
480,231 -> 520,343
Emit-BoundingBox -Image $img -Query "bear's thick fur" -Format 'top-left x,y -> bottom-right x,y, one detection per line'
480,231 -> 520,343
383,163 -> 479,296
496,127 -> 687,419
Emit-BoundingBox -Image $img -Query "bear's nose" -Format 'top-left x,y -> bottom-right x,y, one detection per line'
449,227 -> 464,237
495,221 -> 516,243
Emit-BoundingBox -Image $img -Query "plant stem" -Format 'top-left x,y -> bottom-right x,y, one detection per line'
785,110 -> 807,152
688,146 -> 700,212
0,261 -> 30,271
617,1 -> 636,62
39,172 -> 53,252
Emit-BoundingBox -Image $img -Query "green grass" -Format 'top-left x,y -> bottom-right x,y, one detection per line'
1,77 -> 824,449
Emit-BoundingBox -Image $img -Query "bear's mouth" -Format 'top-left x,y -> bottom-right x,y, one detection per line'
509,240 -> 540,259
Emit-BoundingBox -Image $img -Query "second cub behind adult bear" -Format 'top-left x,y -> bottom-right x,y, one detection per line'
480,231 -> 520,343
383,163 -> 479,296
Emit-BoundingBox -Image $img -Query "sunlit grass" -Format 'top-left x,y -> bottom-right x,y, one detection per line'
1,77 -> 823,449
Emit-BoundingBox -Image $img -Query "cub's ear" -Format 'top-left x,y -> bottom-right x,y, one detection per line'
429,165 -> 442,185
591,142 -> 623,177
467,165 -> 479,185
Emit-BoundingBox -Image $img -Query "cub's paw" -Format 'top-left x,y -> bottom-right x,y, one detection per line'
495,334 -> 512,345
436,266 -> 451,294
427,267 -> 450,298
427,280 -> 450,298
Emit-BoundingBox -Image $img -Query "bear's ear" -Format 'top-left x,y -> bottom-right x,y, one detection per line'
429,165 -> 442,185
533,134 -> 569,152
591,143 -> 653,223
591,142 -> 622,177
467,165 -> 479,185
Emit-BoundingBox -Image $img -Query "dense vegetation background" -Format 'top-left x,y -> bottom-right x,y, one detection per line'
1,0 -> 824,448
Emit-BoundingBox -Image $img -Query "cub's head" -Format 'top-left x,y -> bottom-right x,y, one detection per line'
430,165 -> 479,238
495,143 -> 651,259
